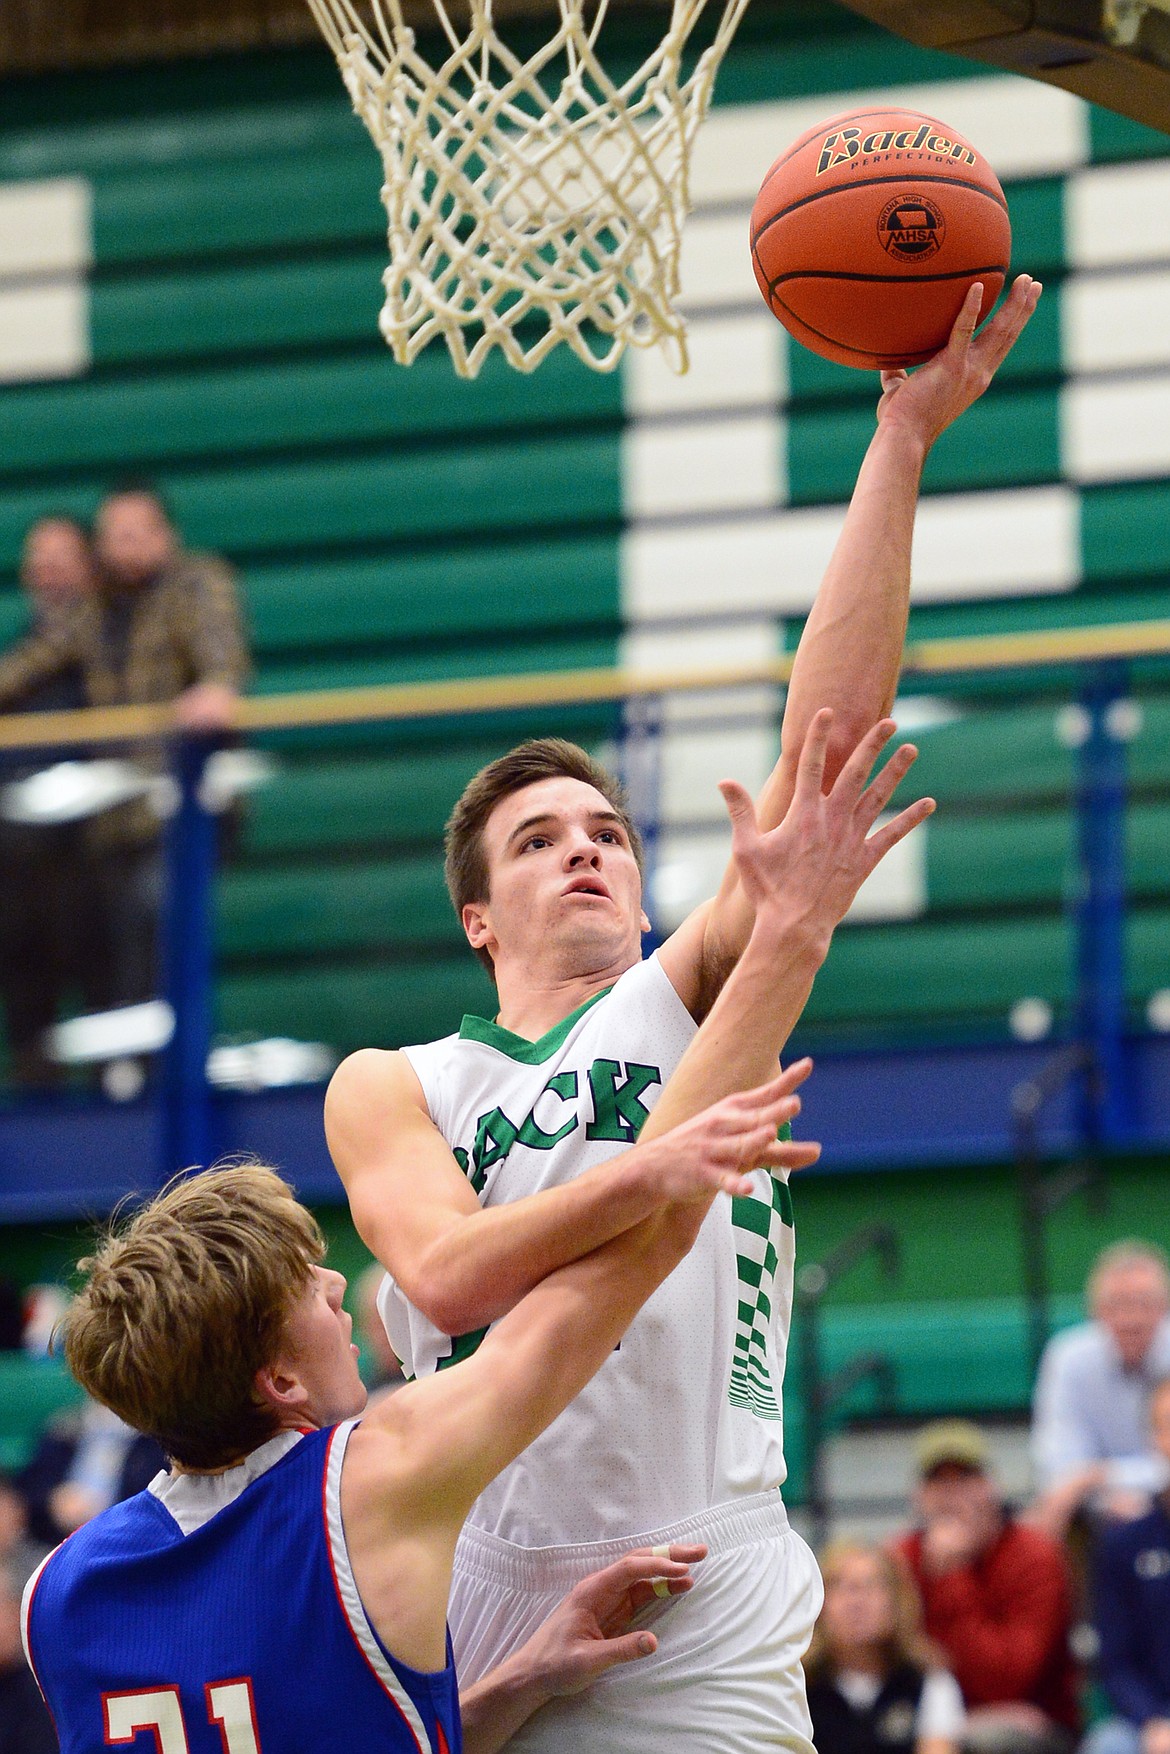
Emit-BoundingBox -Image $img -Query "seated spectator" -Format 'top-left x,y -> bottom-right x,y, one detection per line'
0,484 -> 248,1019
18,1397 -> 165,1548
0,516 -> 100,1088
0,1559 -> 55,1754
895,1420 -> 1080,1754
1032,1243 -> 1170,1539
805,1539 -> 964,1754
0,1475 -> 47,1596
1084,1375 -> 1170,1754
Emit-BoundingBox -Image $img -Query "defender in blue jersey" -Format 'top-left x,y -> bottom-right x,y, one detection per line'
22,884 -> 821,1754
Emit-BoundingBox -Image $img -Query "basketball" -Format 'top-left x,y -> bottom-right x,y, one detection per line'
749,107 -> 1012,370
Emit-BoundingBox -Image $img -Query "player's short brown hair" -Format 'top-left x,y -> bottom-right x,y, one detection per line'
444,737 -> 644,976
62,1163 -> 324,1471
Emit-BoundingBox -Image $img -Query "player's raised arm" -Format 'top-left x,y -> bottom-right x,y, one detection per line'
661,273 -> 1042,1018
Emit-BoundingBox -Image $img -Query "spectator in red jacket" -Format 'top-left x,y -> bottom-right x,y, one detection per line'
894,1420 -> 1079,1754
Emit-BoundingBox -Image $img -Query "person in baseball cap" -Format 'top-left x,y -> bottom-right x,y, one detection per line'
894,1419 -> 1079,1754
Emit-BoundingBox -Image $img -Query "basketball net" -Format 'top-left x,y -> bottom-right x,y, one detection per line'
306,0 -> 749,376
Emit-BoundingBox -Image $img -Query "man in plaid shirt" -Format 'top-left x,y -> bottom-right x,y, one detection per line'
0,484 -> 249,1015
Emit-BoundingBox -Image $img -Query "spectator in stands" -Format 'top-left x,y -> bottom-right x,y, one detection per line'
0,486 -> 249,1019
895,1420 -> 1080,1754
1031,1243 -> 1170,1540
1084,1375 -> 1170,1754
804,1539 -> 964,1754
0,1475 -> 47,1596
18,1397 -> 165,1548
0,516 -> 99,1087
0,1558 -> 55,1754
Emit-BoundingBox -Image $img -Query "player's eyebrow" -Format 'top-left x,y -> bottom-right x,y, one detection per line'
505,808 -> 625,849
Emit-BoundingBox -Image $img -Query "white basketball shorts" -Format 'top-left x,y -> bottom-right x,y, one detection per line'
449,1490 -> 823,1753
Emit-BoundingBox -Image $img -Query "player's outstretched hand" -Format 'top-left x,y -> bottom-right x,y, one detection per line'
519,1544 -> 709,1698
639,1060 -> 820,1202
875,271 -> 1042,450
720,707 -> 934,960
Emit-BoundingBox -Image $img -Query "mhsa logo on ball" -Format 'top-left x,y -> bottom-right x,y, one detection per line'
816,123 -> 978,175
878,195 -> 945,260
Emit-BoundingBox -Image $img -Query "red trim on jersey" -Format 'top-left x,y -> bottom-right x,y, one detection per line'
20,1550 -> 60,1737
320,1425 -> 428,1754
205,1676 -> 261,1751
102,1685 -> 184,1749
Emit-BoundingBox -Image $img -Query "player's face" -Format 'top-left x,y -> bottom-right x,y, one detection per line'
280,1267 -> 367,1427
821,1550 -> 896,1651
468,777 -> 649,977
21,520 -> 92,606
94,493 -> 176,587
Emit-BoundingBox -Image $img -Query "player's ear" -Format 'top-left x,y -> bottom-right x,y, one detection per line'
639,907 -> 652,936
254,1360 -> 310,1418
462,899 -> 492,950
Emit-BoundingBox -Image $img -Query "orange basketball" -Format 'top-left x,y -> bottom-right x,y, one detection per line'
749,107 -> 1011,370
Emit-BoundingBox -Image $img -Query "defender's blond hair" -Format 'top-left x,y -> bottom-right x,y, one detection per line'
62,1164 -> 324,1470
444,737 -> 644,976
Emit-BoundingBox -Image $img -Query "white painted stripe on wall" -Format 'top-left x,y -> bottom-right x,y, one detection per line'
690,76 -> 1088,209
0,177 -> 91,278
622,412 -> 784,518
910,486 -> 1080,598
621,487 -> 1079,621
620,616 -> 779,668
1063,269 -> 1170,373
0,280 -> 89,381
649,719 -> 779,826
845,815 -> 928,922
678,210 -> 761,311
652,827 -> 733,929
1067,160 -> 1170,268
620,621 -> 779,861
1063,373 -> 1170,482
625,312 -> 785,416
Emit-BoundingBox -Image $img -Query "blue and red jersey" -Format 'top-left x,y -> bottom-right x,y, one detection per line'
23,1420 -> 461,1754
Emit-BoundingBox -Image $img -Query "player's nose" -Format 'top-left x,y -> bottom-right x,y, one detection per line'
564,832 -> 601,867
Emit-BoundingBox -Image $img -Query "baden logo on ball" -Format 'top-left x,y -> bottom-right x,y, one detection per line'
750,106 -> 1011,370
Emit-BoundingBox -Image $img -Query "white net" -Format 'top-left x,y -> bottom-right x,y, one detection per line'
306,0 -> 750,376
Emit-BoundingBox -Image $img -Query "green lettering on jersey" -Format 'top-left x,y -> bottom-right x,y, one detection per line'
472,1107 -> 520,1179
452,1143 -> 486,1195
585,1059 -> 662,1142
518,1071 -> 579,1149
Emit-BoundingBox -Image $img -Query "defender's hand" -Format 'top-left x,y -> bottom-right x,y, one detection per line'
876,272 -> 1042,451
636,1061 -> 820,1201
719,708 -> 934,956
519,1545 -> 708,1699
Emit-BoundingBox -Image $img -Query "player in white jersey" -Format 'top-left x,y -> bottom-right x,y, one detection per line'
326,276 -> 1042,1751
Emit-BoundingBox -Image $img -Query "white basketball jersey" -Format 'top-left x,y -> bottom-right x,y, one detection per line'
381,953 -> 796,1548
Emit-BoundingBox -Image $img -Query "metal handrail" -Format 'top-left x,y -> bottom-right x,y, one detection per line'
0,615 -> 1167,751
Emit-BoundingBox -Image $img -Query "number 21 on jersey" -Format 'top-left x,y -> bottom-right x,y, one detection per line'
104,1680 -> 261,1751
